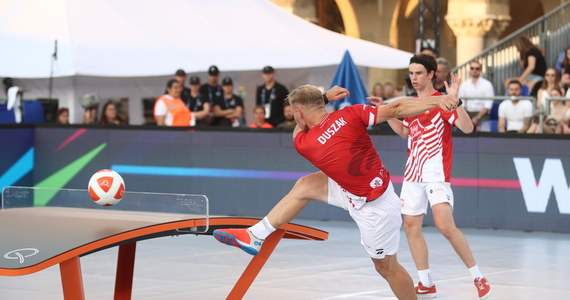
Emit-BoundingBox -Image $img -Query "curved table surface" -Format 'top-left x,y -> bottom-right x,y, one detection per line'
0,207 -> 328,276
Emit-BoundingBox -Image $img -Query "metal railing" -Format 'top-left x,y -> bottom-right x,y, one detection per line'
452,1 -> 570,95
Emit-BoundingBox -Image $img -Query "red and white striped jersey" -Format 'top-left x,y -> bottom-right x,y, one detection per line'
402,92 -> 457,182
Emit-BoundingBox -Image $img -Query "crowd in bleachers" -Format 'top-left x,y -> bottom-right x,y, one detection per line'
3,36 -> 568,134
149,65 -> 293,129
415,40 -> 570,134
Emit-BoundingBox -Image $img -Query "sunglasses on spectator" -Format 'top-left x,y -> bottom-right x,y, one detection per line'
470,67 -> 481,70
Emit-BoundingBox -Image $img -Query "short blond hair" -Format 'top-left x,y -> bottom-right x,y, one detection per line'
286,85 -> 324,108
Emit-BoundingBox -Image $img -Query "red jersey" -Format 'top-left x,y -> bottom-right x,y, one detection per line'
294,105 -> 390,201
402,92 -> 457,182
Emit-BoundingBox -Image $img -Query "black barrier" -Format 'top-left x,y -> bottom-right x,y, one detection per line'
0,125 -> 569,232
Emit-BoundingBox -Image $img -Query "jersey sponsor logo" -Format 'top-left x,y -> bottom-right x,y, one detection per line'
376,248 -> 384,255
408,119 -> 424,140
513,158 -> 570,214
317,117 -> 348,144
369,177 -> 384,188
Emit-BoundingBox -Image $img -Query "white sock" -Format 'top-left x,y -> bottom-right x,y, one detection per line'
418,269 -> 434,287
468,265 -> 483,280
249,216 -> 276,240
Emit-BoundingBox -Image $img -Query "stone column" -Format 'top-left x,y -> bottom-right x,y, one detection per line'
445,0 -> 511,65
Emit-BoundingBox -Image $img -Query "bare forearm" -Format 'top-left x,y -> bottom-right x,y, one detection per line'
498,118 -> 506,132
155,115 -> 166,126
385,96 -> 441,119
227,107 -> 243,119
475,108 -> 489,119
214,108 -> 233,117
519,119 -> 531,133
455,106 -> 474,133
194,109 -> 209,119
387,119 -> 408,138
519,66 -> 533,82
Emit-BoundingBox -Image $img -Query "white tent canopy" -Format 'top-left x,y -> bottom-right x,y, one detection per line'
0,0 -> 412,123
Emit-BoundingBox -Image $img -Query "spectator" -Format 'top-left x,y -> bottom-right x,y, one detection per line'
541,88 -> 567,134
55,108 -> 69,124
276,103 -> 296,129
394,84 -> 405,97
383,82 -> 396,99
83,108 -> 98,124
200,65 -> 223,106
255,66 -> 289,126
154,79 -> 193,126
458,61 -> 495,130
560,49 -> 570,96
80,93 -> 100,125
420,46 -> 438,58
248,106 -> 273,128
99,101 -> 127,125
187,76 -> 211,126
556,46 -> 570,74
213,77 -> 244,127
505,36 -> 547,91
536,67 -> 560,108
563,106 -> 570,134
3,77 -> 14,96
498,80 -> 533,133
171,69 -> 191,105
371,82 -> 384,98
435,57 -> 451,93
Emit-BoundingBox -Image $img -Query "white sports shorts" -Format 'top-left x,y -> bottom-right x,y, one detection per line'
327,178 -> 402,259
400,181 -> 454,216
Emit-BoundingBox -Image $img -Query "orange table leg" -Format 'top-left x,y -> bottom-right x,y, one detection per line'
114,242 -> 137,300
59,256 -> 85,300
227,229 -> 286,300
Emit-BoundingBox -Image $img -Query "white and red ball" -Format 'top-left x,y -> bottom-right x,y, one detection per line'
88,169 -> 125,206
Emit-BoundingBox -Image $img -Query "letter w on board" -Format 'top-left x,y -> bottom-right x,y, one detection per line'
513,158 -> 570,214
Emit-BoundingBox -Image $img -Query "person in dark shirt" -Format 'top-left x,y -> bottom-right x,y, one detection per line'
213,77 -> 244,127
170,69 -> 191,105
255,66 -> 289,126
187,76 -> 211,127
504,36 -> 547,91
199,65 -> 223,106
434,57 -> 451,94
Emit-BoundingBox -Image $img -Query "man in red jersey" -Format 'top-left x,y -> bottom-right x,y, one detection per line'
213,82 -> 459,299
372,54 -> 491,300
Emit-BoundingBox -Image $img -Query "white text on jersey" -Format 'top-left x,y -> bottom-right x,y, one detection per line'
317,117 -> 348,144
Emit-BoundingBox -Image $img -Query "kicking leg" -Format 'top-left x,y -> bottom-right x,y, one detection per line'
265,171 -> 328,228
213,172 -> 328,254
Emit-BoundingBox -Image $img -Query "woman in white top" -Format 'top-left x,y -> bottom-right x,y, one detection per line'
536,67 -> 560,109
542,88 -> 567,134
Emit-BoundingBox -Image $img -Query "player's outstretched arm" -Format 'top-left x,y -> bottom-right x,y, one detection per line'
376,95 -> 458,123
367,96 -> 409,138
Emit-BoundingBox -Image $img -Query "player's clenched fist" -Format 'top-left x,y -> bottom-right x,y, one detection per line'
437,95 -> 458,112
325,86 -> 350,102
